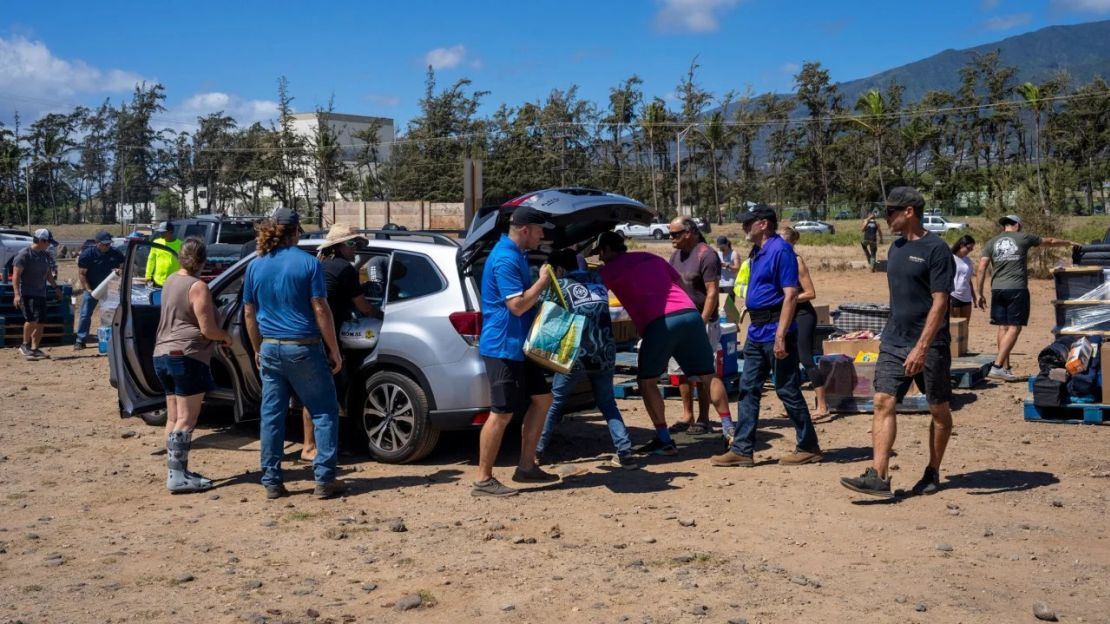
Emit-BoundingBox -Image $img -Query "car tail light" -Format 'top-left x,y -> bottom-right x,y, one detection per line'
502,193 -> 536,207
471,411 -> 490,425
449,311 -> 482,346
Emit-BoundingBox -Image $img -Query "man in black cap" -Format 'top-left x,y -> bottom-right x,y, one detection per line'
473,205 -> 556,497
243,207 -> 347,500
711,204 -> 821,468
146,221 -> 182,287
975,214 -> 1079,381
12,228 -> 63,360
75,230 -> 125,349
841,187 -> 954,498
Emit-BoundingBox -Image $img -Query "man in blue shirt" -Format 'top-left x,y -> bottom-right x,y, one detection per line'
75,231 -> 125,350
711,205 -> 821,468
474,205 -> 555,497
243,207 -> 345,500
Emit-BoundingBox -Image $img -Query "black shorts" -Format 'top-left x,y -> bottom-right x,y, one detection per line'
990,289 -> 1030,326
482,356 -> 551,415
874,343 -> 952,405
153,355 -> 216,396
20,296 -> 48,323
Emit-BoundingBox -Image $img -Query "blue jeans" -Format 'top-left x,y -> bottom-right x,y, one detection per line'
537,367 -> 632,456
259,342 -> 339,486
731,334 -> 819,457
76,292 -> 98,343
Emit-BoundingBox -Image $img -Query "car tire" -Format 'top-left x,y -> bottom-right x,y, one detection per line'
652,230 -> 665,240
362,370 -> 438,463
141,409 -> 167,427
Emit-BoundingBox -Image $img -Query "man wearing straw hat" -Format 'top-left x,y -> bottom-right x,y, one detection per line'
296,224 -> 380,463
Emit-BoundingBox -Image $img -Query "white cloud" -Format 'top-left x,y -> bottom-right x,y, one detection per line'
366,93 -> 401,107
1052,0 -> 1110,12
983,12 -> 1032,30
0,35 -> 145,107
781,62 -> 800,74
424,45 -> 467,70
653,0 -> 741,34
161,91 -> 279,131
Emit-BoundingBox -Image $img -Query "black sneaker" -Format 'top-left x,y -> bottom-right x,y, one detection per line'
512,465 -> 559,484
911,466 -> 941,496
31,348 -> 48,359
264,484 -> 290,499
840,468 -> 893,499
609,453 -> 642,470
73,340 -> 86,351
471,478 -> 519,497
634,437 -> 679,456
19,344 -> 35,360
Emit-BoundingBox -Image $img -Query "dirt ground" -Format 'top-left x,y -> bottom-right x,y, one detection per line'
1,255 -> 1109,624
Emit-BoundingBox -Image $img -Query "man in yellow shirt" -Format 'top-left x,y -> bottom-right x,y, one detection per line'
145,222 -> 183,286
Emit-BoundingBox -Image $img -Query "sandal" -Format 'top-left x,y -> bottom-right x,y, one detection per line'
811,412 -> 834,424
686,422 -> 710,435
667,421 -> 692,434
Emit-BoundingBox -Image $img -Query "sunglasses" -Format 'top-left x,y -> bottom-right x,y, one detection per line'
885,206 -> 903,216
668,230 -> 685,239
343,240 -> 361,248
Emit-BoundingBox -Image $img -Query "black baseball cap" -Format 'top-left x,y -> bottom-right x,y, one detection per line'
271,207 -> 300,226
739,204 -> 777,224
163,221 -> 175,231
884,187 -> 925,209
510,206 -> 554,229
94,230 -> 112,243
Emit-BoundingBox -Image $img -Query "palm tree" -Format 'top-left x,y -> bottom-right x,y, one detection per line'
639,99 -> 667,211
854,89 -> 887,200
1017,82 -> 1048,214
699,109 -> 731,224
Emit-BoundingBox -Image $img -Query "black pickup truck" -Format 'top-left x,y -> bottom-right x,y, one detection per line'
156,215 -> 261,280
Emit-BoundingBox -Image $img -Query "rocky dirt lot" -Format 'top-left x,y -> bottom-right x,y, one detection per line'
1,264 -> 1108,624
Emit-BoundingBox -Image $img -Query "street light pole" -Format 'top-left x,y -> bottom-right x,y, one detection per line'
676,124 -> 696,217
25,163 -> 31,230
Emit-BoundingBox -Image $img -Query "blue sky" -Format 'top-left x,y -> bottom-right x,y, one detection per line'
1,0 -> 1109,131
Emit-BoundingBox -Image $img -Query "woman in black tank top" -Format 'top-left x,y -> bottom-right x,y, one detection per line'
783,228 -> 829,420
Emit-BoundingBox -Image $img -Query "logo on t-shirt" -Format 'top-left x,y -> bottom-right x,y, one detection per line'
993,237 -> 1020,263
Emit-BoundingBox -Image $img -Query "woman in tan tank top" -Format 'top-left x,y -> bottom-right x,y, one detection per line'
152,238 -> 232,493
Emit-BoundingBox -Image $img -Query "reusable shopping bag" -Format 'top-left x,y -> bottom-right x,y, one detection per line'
523,266 -> 586,375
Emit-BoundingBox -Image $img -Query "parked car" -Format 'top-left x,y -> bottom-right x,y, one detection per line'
156,215 -> 264,281
690,216 -> 712,234
111,188 -> 654,463
922,215 -> 968,233
614,221 -> 668,240
792,220 -> 836,235
1,231 -> 33,279
834,210 -> 852,220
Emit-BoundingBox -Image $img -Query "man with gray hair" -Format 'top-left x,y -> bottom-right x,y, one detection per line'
11,228 -> 62,360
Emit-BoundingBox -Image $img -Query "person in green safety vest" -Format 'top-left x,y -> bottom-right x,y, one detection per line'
146,221 -> 183,287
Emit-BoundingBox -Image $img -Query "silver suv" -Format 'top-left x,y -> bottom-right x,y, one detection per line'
110,188 -> 653,462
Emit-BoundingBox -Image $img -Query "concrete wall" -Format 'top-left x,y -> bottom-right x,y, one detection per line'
324,201 -> 465,231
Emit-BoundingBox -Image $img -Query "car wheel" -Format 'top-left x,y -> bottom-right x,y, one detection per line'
652,229 -> 665,240
362,370 -> 438,463
141,409 -> 167,427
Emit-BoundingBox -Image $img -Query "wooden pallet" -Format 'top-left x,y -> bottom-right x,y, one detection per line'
1023,400 -> 1109,424
2,322 -> 75,346
613,373 -> 740,400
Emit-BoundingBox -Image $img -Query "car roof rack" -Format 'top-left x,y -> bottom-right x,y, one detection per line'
352,229 -> 461,247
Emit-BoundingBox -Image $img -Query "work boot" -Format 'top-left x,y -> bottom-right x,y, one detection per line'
710,450 -> 755,467
780,448 -> 823,465
166,431 -> 213,494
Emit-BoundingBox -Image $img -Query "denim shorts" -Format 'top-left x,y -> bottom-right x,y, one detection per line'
638,309 -> 716,380
153,354 -> 216,396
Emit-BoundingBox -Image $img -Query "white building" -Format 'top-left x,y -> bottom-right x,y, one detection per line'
289,112 -> 395,166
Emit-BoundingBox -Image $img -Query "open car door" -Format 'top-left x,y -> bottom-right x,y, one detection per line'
109,240 -> 172,418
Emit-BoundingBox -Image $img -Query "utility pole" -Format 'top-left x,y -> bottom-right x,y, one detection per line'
24,163 -> 31,230
676,124 -> 696,217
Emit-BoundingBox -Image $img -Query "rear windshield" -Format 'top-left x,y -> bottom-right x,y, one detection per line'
219,222 -> 257,244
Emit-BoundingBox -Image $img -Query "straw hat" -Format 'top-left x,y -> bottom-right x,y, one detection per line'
320,224 -> 367,250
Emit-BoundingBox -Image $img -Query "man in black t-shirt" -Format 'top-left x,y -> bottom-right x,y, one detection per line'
299,225 -> 379,462
860,213 -> 883,267
841,188 -> 955,499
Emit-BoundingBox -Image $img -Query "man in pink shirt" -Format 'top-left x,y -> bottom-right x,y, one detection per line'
595,231 -> 732,456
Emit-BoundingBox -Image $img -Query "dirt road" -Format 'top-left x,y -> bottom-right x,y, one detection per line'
1,265 -> 1108,624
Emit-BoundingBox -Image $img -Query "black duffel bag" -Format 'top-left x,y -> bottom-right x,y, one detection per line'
1032,373 -> 1068,408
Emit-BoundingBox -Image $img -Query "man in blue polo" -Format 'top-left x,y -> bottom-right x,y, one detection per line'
75,230 -> 125,350
243,207 -> 345,501
711,204 -> 821,467
473,205 -> 556,497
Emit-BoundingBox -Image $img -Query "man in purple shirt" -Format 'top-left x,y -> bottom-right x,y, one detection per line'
711,205 -> 821,468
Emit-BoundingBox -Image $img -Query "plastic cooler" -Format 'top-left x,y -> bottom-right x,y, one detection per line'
719,321 -> 738,376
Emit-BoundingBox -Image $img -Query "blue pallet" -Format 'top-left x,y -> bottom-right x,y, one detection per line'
613,374 -> 740,400
1023,400 -> 1109,424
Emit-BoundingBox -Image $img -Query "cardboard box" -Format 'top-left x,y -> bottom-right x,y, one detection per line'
1102,342 -> 1110,404
821,338 -> 881,358
812,303 -> 831,325
949,318 -> 969,358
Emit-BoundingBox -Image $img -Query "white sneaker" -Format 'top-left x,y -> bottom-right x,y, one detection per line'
988,365 -> 1019,382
